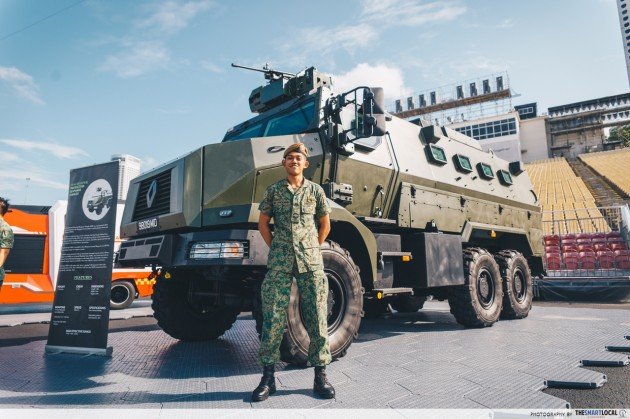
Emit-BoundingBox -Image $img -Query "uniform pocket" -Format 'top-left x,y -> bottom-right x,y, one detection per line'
302,197 -> 316,214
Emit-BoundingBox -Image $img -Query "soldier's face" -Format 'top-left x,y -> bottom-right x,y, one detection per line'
282,152 -> 309,176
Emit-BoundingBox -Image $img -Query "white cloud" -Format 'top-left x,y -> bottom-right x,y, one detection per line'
96,1 -> 214,78
275,1 -> 465,70
333,63 -> 411,102
1,139 -> 89,159
467,57 -> 511,73
98,41 -> 170,78
278,24 -> 377,68
497,18 -> 514,28
0,151 -> 21,163
361,0 -> 466,27
0,66 -> 44,105
201,60 -> 225,73
311,24 -> 377,52
137,0 -> 215,34
0,172 -> 68,191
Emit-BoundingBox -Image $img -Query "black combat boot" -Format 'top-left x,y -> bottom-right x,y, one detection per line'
252,365 -> 276,402
313,366 -> 335,399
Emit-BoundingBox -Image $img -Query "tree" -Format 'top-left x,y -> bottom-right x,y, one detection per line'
608,125 -> 630,148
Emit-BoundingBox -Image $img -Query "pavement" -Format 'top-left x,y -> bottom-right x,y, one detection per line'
0,300 -> 628,409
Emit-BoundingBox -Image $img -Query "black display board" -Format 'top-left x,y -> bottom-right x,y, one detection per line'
45,161 -> 119,356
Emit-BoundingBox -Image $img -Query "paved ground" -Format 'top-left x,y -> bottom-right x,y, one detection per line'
0,301 -> 628,409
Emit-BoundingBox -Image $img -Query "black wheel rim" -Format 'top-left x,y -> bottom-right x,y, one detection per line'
513,267 -> 527,302
111,284 -> 130,304
325,270 -> 347,333
186,280 -> 218,315
299,270 -> 347,334
477,267 -> 495,308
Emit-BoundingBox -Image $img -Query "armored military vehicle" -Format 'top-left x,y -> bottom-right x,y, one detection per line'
118,64 -> 543,365
87,187 -> 113,215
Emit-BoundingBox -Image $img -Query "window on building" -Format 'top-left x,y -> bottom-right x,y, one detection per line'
454,117 -> 517,141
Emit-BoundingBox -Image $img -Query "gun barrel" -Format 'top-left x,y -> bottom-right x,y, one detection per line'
231,63 -> 266,73
231,63 -> 295,78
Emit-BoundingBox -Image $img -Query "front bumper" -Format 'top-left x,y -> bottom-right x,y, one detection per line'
117,229 -> 269,268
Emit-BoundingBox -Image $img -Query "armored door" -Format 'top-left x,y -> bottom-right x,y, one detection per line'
332,135 -> 397,218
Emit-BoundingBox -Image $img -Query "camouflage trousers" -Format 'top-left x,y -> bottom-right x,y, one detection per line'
0,267 -> 4,288
259,263 -> 331,367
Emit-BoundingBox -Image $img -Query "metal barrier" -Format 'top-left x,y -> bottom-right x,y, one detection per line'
542,205 -> 630,277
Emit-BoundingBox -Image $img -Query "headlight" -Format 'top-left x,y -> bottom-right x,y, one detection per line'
189,241 -> 246,259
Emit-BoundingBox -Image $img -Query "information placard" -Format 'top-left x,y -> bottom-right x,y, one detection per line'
45,161 -> 119,356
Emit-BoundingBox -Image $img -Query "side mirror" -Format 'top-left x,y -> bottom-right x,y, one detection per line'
362,87 -> 387,137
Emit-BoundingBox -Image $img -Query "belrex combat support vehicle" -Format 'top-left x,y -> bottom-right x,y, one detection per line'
87,187 -> 113,215
118,64 -> 544,365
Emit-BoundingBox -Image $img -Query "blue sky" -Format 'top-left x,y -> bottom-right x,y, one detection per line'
0,0 -> 627,205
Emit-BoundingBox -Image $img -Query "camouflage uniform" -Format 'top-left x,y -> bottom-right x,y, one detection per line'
0,215 -> 14,286
258,178 -> 332,366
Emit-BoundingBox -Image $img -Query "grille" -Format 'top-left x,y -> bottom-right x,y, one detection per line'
133,170 -> 171,221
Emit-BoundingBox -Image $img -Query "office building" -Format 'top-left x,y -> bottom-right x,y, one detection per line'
617,0 -> 630,87
111,154 -> 141,201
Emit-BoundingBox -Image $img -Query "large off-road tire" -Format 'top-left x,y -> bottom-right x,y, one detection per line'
152,273 -> 240,341
279,241 -> 363,365
390,295 -> 425,313
110,280 -> 136,310
448,248 -> 503,328
495,250 -> 533,319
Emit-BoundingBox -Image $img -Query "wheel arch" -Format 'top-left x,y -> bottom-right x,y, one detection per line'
329,205 -> 377,290
461,221 -> 543,275
112,277 -> 139,296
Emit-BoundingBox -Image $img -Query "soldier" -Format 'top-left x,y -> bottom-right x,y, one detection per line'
0,197 -> 14,292
253,142 -> 335,402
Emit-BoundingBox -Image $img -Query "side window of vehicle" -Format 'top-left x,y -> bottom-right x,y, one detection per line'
453,154 -> 473,172
427,144 -> 447,165
497,169 -> 513,186
264,101 -> 315,137
227,123 -> 264,141
477,162 -> 494,179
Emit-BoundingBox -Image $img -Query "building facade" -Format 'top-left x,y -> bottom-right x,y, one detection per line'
546,93 -> 630,158
111,154 -> 141,202
618,0 -> 630,88
519,115 -> 550,162
449,111 -> 523,163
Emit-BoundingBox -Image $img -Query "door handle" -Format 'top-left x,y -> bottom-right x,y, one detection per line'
267,146 -> 285,153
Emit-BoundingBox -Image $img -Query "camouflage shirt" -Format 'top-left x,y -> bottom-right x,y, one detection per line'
259,178 -> 331,273
0,215 -> 13,250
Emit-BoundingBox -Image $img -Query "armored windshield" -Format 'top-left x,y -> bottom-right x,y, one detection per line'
223,100 -> 316,142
